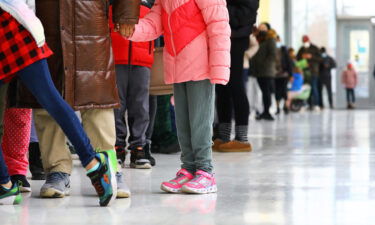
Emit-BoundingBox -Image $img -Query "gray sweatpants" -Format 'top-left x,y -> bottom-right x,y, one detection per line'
114,65 -> 150,149
174,80 -> 215,173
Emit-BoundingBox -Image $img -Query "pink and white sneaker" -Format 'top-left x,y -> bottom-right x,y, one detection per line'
161,169 -> 194,193
181,170 -> 217,194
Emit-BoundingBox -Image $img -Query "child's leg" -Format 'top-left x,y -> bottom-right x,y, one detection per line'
33,109 -> 72,174
16,59 -> 95,167
113,65 -> 129,148
174,83 -> 196,174
186,80 -> 215,173
81,109 -> 131,198
81,109 -> 117,171
0,146 -> 10,186
126,66 -> 150,149
351,89 -> 356,103
0,83 -> 10,186
346,88 -> 351,104
2,109 -> 32,176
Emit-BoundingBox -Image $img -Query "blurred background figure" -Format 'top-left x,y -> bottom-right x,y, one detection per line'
318,47 -> 336,109
244,26 -> 262,117
297,35 -> 322,111
342,63 -> 358,109
251,24 -> 277,121
214,0 -> 259,152
274,35 -> 294,115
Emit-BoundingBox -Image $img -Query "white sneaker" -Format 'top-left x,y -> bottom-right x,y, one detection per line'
313,106 -> 321,112
116,172 -> 131,198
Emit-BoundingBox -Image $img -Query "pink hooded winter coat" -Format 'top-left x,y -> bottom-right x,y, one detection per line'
129,0 -> 231,85
342,69 -> 358,89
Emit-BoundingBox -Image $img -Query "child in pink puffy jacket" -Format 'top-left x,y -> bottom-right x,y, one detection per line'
342,63 -> 358,109
127,0 -> 231,194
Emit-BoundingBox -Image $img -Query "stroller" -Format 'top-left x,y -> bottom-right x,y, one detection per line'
290,85 -> 311,112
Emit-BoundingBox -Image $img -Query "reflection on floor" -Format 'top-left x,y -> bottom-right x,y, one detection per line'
2,109 -> 375,225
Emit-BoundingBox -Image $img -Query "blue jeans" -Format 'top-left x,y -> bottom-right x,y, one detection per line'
310,76 -> 320,106
0,59 -> 95,184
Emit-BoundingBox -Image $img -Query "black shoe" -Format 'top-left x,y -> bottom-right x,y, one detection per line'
262,113 -> 275,121
115,146 -> 127,168
283,108 -> 289,114
32,173 -> 46,181
255,114 -> 263,120
144,144 -> 156,166
275,108 -> 280,115
28,142 -> 46,180
11,175 -> 31,193
130,147 -> 151,169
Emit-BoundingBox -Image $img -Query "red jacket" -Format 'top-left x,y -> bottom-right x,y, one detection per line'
109,5 -> 154,68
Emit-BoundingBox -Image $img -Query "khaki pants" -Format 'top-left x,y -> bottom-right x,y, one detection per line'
34,108 -> 116,174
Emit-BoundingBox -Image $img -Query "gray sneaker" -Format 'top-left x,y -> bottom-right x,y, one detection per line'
116,172 -> 131,198
40,172 -> 70,198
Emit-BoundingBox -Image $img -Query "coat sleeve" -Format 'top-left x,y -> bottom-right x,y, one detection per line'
129,0 -> 163,42
196,0 -> 231,85
113,0 -> 141,24
245,35 -> 259,59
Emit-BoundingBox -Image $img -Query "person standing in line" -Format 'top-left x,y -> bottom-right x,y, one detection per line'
251,27 -> 278,121
127,0 -> 231,194
214,0 -> 259,153
318,47 -> 336,109
297,35 -> 322,110
274,36 -> 293,115
110,0 -> 156,169
342,63 -> 358,109
8,0 -> 140,199
0,2 -> 116,206
1,108 -> 32,192
243,26 -> 259,83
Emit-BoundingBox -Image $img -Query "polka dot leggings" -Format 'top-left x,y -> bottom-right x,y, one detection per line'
2,108 -> 32,176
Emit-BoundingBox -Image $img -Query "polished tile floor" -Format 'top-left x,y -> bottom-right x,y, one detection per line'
2,109 -> 375,225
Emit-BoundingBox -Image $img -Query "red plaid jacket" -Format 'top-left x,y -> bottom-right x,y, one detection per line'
0,9 -> 52,82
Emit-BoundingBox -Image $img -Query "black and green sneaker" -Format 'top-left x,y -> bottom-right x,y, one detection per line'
87,152 -> 117,207
0,182 -> 22,205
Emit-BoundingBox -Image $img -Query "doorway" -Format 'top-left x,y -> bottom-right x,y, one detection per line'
336,20 -> 375,108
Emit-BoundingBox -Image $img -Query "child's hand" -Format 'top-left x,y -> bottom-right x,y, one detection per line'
115,24 -> 135,38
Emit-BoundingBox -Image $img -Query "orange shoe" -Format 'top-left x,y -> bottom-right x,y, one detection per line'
218,141 -> 252,152
212,139 -> 225,152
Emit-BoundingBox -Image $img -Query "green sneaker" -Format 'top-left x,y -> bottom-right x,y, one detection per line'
87,152 -> 117,207
0,182 -> 22,205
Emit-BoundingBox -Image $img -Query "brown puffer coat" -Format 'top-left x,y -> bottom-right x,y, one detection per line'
9,0 -> 140,110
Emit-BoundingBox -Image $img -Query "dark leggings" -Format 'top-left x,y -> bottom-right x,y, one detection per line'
0,59 -> 95,184
216,37 -> 250,126
346,88 -> 355,104
257,77 -> 273,115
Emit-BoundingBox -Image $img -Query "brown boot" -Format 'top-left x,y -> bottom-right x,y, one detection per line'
218,141 -> 252,152
212,139 -> 225,152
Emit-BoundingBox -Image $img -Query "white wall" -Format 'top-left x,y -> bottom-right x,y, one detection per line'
291,0 -> 336,55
